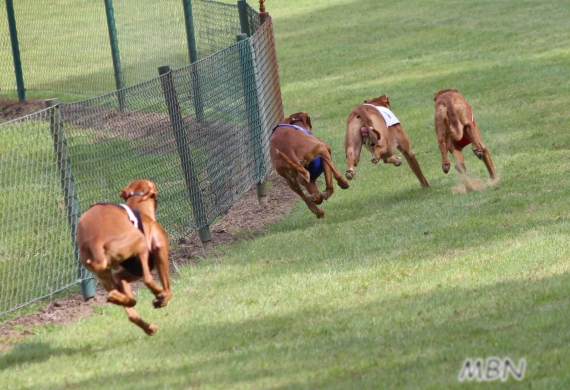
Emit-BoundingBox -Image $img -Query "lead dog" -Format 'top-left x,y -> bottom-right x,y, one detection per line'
270,112 -> 349,218
76,179 -> 171,335
345,94 -> 430,188
433,89 -> 497,182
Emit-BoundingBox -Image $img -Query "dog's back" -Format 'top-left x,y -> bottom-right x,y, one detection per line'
77,204 -> 147,269
270,126 -> 322,182
434,89 -> 473,142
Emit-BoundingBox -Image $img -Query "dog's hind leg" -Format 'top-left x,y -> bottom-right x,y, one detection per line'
112,268 -> 138,307
81,245 -> 134,306
435,113 -> 452,174
345,145 -> 361,180
464,123 -> 497,179
396,145 -> 430,188
284,176 -> 325,218
319,145 -> 349,191
298,176 -> 323,204
451,148 -> 468,175
123,306 -> 158,336
394,128 -> 430,188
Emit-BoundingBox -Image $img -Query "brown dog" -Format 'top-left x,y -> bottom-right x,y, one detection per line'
433,89 -> 497,182
345,95 -> 430,188
269,112 -> 349,218
76,179 -> 171,336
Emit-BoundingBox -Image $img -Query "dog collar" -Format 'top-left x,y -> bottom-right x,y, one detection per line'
128,191 -> 145,198
271,123 -> 314,137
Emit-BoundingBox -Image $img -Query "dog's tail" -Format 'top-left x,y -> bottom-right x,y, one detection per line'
444,100 -> 463,141
353,106 -> 376,137
276,149 -> 310,182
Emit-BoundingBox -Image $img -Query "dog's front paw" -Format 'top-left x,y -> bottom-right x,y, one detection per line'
345,170 -> 355,180
315,209 -> 325,219
370,155 -> 380,164
442,163 -> 450,174
394,157 -> 403,166
319,190 -> 332,201
474,148 -> 484,159
152,293 -> 171,308
309,193 -> 323,205
153,298 -> 166,308
338,180 -> 349,189
144,323 -> 158,336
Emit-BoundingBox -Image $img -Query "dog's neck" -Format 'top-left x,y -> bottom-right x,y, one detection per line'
125,197 -> 157,221
289,120 -> 307,130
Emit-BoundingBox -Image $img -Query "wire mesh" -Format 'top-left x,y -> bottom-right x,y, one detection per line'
250,18 -> 283,182
0,3 -> 14,92
192,0 -> 260,59
0,0 -> 259,96
0,14 -> 282,315
0,110 -> 81,314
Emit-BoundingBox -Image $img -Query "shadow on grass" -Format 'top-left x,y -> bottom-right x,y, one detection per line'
2,273 -> 568,389
0,341 -> 95,371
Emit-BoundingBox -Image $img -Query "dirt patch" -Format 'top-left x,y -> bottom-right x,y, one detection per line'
451,174 -> 500,194
0,98 -> 46,123
0,169 -> 299,352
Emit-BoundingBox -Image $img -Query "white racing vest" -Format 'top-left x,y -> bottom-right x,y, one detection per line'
363,104 -> 400,127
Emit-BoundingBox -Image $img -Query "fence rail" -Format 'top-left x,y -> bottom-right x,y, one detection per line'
0,14 -> 283,315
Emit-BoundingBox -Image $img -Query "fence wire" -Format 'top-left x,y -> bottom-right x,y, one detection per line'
0,0 -> 258,96
0,109 -> 84,314
0,16 -> 282,315
0,3 -> 11,91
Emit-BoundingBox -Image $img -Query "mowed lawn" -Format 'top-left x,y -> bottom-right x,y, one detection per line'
1,0 -> 570,389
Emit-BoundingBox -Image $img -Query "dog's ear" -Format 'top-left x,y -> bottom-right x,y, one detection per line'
141,181 -> 158,201
364,95 -> 390,108
119,186 -> 131,200
142,188 -> 158,201
303,112 -> 312,129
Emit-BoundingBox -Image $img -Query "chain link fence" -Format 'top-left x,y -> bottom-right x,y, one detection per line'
0,16 -> 283,315
0,0 -> 260,96
0,3 -> 12,90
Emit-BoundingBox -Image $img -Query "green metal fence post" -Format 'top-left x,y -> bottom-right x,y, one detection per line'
45,98 -> 95,300
5,0 -> 25,101
103,0 -> 126,112
237,0 -> 251,37
237,34 -> 267,206
158,65 -> 212,249
181,0 -> 204,122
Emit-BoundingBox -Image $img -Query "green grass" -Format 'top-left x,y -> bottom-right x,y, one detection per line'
1,0 -> 246,97
1,0 -> 570,388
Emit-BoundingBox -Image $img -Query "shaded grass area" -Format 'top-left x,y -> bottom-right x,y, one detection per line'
1,0 -> 570,388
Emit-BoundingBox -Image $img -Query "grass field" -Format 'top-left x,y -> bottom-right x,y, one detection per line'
1,0 -> 570,388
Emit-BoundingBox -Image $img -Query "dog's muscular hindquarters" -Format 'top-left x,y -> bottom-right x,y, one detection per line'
433,89 -> 497,181
345,94 -> 430,188
76,179 -> 171,335
270,112 -> 349,218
